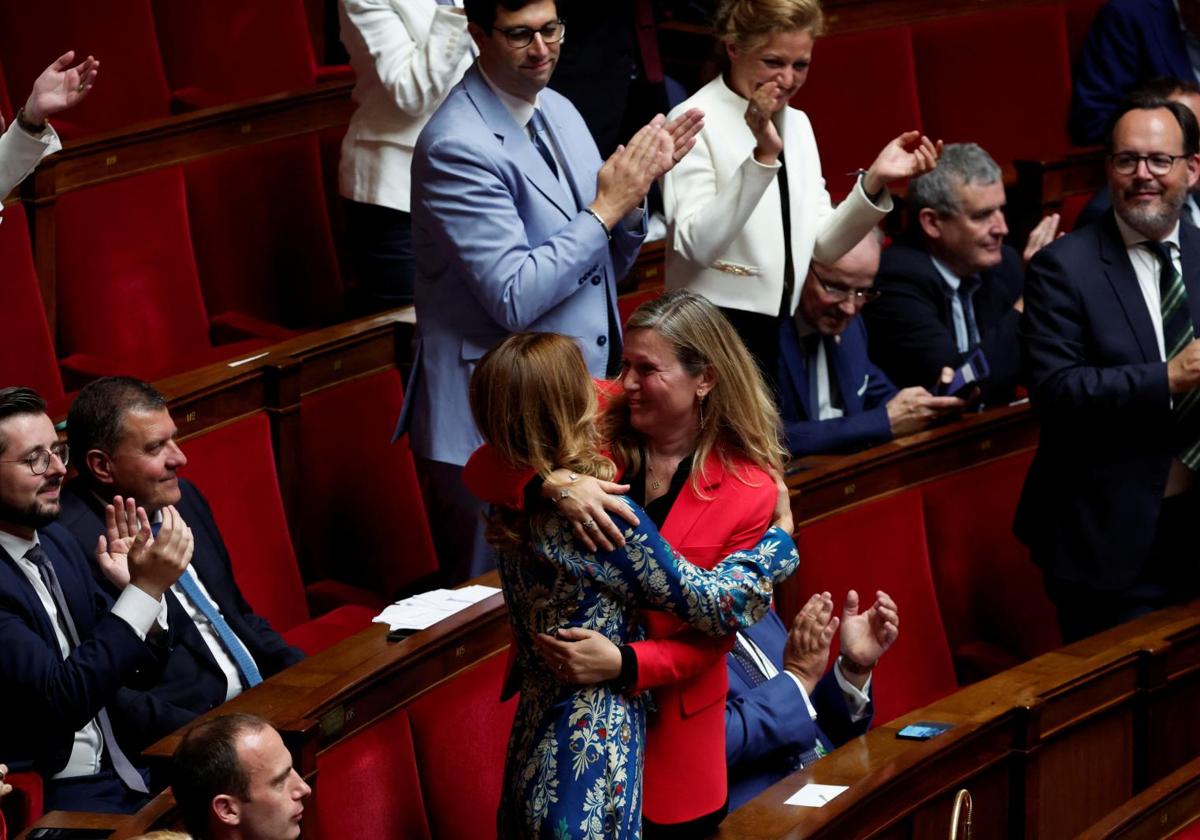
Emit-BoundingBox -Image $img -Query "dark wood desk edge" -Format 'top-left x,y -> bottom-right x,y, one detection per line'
1076,754 -> 1200,839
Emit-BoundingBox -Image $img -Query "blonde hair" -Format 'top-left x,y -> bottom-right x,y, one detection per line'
605,290 -> 787,493
126,833 -> 192,840
714,0 -> 826,51
470,332 -> 616,551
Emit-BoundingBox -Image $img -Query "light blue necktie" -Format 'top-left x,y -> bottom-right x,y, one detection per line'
175,570 -> 263,688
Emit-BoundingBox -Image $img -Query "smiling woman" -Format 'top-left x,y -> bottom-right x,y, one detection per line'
662,0 -> 941,391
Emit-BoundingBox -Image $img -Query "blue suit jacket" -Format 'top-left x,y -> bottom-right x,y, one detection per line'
725,611 -> 871,811
0,524 -> 165,777
1016,213 -> 1200,587
1070,0 -> 1194,145
58,479 -> 303,752
397,63 -> 646,465
864,241 -> 1024,406
778,315 -> 897,456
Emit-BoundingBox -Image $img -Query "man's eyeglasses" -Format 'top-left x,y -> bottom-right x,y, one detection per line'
494,19 -> 566,49
811,266 -> 881,303
0,442 -> 69,475
1109,152 -> 1191,176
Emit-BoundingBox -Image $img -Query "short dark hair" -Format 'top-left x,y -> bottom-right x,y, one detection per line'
172,714 -> 271,840
1105,95 -> 1200,155
67,377 -> 167,479
0,387 -> 48,456
463,0 -> 550,31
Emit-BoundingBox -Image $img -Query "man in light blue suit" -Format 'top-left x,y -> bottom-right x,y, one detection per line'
396,0 -> 702,582
778,230 -> 964,456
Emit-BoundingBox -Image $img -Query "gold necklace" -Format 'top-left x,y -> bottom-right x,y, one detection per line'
647,459 -> 662,492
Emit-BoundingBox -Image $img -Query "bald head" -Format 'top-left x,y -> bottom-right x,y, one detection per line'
798,231 -> 883,336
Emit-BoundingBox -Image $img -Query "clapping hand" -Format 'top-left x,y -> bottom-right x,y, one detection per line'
592,115 -> 674,224
96,495 -> 144,589
863,131 -> 943,196
1023,213 -> 1062,264
782,591 -> 838,695
838,589 -> 899,685
24,51 -> 99,125
665,107 -> 704,166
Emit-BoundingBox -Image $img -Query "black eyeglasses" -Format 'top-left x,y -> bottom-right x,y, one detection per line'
811,266 -> 881,303
494,19 -> 566,49
1109,152 -> 1190,176
0,442 -> 69,475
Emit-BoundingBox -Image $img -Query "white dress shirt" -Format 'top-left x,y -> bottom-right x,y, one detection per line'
736,630 -> 871,722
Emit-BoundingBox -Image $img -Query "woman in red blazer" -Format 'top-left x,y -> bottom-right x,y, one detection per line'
465,289 -> 789,835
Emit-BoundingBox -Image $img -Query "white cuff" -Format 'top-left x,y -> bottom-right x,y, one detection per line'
783,671 -> 819,720
113,585 -> 167,641
833,660 -> 872,722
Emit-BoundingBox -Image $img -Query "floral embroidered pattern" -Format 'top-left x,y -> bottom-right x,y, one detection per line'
497,499 -> 798,839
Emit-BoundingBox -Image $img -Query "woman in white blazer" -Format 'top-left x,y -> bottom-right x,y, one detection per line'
662,0 -> 940,385
338,0 -> 474,311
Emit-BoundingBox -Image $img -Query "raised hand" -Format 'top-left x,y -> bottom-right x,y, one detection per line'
24,51 -> 99,125
591,115 -> 674,224
95,495 -> 143,589
863,131 -> 943,195
782,591 -> 839,695
665,107 -> 704,167
1023,212 -> 1062,264
126,504 -> 194,600
745,81 -> 785,164
839,589 -> 899,676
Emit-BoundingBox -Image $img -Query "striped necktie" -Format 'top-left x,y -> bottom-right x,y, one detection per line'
528,109 -> 558,178
25,545 -> 149,794
1143,240 -> 1200,468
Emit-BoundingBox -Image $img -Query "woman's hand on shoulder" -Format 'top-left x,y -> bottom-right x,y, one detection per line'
769,466 -> 794,535
541,469 -> 638,552
863,131 -> 943,194
534,627 -> 623,684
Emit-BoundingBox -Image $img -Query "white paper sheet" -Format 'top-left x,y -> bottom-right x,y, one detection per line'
784,783 -> 849,807
373,585 -> 501,631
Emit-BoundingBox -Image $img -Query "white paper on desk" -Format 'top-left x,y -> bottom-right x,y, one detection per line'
372,585 -> 502,631
784,783 -> 849,807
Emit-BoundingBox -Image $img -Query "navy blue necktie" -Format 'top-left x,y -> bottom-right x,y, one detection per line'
25,545 -> 149,794
529,109 -> 559,178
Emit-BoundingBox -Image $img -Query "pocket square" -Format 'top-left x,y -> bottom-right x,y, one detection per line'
857,375 -> 869,397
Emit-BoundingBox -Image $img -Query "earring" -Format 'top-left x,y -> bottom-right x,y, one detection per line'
697,392 -> 706,429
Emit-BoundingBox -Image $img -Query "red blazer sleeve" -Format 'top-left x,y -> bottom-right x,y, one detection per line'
463,378 -> 624,509
630,465 -> 777,690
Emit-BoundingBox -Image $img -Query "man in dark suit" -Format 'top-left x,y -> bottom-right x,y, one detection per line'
725,589 -> 898,810
1018,96 -> 1200,642
0,386 -> 192,813
1070,0 -> 1199,146
59,377 -> 304,753
864,143 -> 1057,408
778,229 -> 964,456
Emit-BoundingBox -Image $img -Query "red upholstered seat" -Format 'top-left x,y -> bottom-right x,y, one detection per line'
618,285 -> 664,326
151,0 -> 340,110
54,168 -> 292,384
178,412 -> 377,654
922,452 -> 1061,683
0,771 -> 43,838
912,6 -> 1073,169
793,489 -> 958,725
298,369 -> 437,599
1170,821 -> 1200,839
0,0 -> 170,139
183,137 -> 344,330
313,708 -> 431,840
0,204 -> 65,407
1065,0 -> 1108,67
407,653 -> 518,840
791,26 -> 922,200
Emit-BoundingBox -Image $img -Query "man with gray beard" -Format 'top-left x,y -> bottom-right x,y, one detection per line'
1017,95 -> 1200,642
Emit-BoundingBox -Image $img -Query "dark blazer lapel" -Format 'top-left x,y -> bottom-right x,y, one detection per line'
826,333 -> 864,414
1100,214 -> 1160,362
779,320 -> 815,420
462,67 -> 573,221
0,542 -> 63,645
661,453 -> 726,543
1179,221 -> 1200,330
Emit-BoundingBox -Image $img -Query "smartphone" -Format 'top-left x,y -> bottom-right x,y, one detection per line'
896,721 -> 953,740
935,348 -> 990,398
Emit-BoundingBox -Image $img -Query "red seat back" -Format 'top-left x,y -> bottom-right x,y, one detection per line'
55,168 -> 212,379
618,285 -> 665,328
298,369 -> 437,598
180,413 -> 310,633
793,489 -> 958,725
0,0 -> 170,138
792,26 -> 922,200
152,0 -> 316,106
923,452 -> 1061,677
313,708 -> 431,840
0,204 -> 64,401
184,137 -> 343,329
0,770 -> 43,837
912,6 -> 1072,168
407,653 -> 517,840
1065,0 -> 1108,67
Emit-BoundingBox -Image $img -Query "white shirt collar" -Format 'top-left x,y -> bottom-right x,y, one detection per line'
0,528 -> 38,564
930,255 -> 963,292
477,62 -> 539,129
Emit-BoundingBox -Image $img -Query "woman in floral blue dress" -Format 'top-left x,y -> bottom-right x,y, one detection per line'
470,332 -> 799,840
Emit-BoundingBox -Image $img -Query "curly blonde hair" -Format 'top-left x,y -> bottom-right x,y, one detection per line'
713,0 -> 826,51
